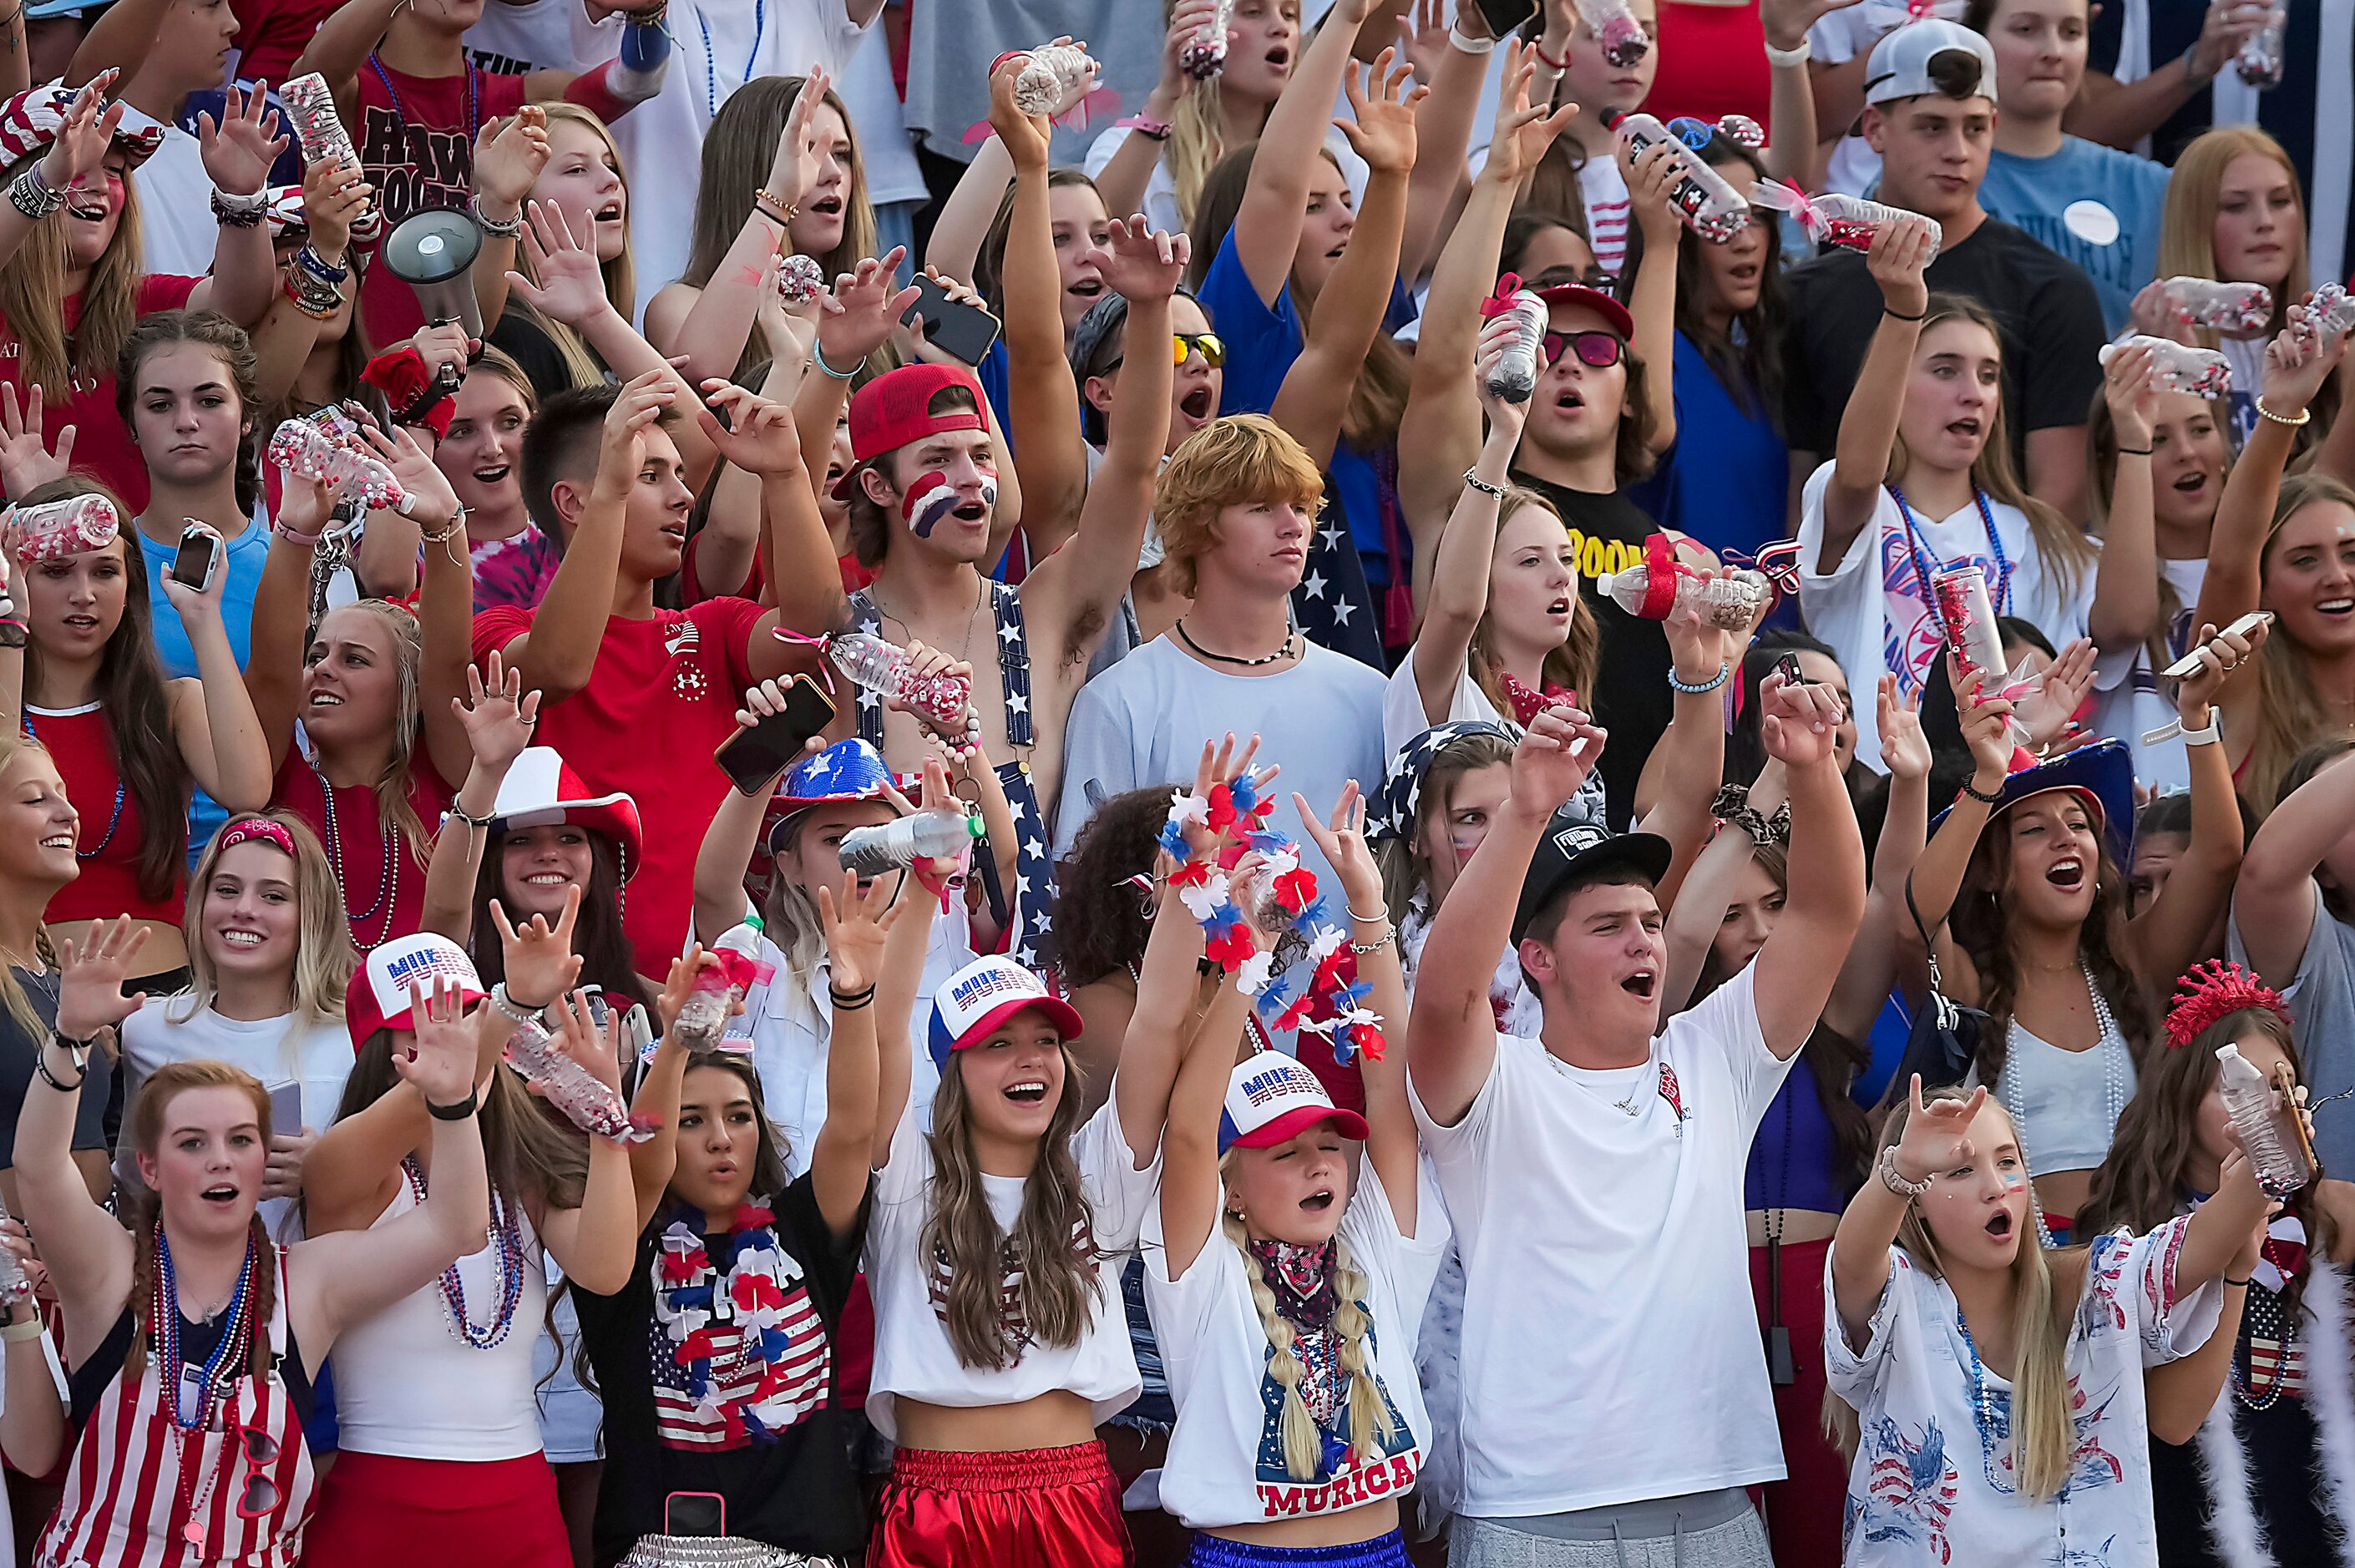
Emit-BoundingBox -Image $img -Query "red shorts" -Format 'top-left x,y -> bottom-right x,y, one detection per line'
301,1450 -> 570,1567
870,1440 -> 1132,1568
1747,1237 -> 1843,1568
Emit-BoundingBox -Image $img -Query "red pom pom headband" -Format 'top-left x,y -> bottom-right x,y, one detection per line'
2163,959 -> 2292,1050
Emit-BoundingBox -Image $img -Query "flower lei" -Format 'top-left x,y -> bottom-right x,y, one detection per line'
1159,768 -> 1386,1065
652,1200 -> 809,1443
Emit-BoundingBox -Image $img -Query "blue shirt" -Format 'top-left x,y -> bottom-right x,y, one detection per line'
137,520 -> 269,861
1628,331 -> 1790,564
1978,138 -> 2170,336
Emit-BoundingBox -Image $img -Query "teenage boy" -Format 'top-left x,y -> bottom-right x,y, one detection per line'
106,0 -> 241,277
1971,0 -> 2171,333
1781,19 -> 2107,523
1405,684 -> 1866,1568
473,370 -> 836,960
1053,413 -> 1387,898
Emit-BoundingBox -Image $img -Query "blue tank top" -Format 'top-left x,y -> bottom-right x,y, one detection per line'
1743,1055 -> 1853,1214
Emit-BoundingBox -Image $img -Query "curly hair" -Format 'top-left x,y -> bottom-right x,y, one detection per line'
1054,788 -> 1168,989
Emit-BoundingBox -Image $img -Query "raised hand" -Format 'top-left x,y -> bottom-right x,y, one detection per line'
261,1121 -> 317,1201
817,868 -> 907,995
1876,674 -> 1932,782
2173,615 -> 2268,715
1474,314 -> 1533,442
595,370 -> 674,496
506,200 -> 610,327
817,249 -> 920,367
1158,0 -> 1225,95
301,154 -> 372,263
765,66 -> 830,212
1508,704 -> 1606,816
1290,783 -> 1380,916
699,378 -> 804,475
544,989 -> 625,1093
396,976 -> 481,1107
1397,0 -> 1452,84
0,383 -> 72,502
1868,215 -> 1937,320
40,72 -> 125,197
1953,668 -> 2018,784
1759,0 -> 1866,52
2262,306 -> 2349,417
196,81 -> 289,197
2101,339 -> 2160,450
454,648 -> 542,773
1890,1077 -> 1988,1185
53,915 -> 149,1039
656,944 -> 719,1039
356,418 -> 463,527
1099,216 -> 1190,304
1620,138 -> 1684,244
985,48 -> 1058,172
1479,43 -> 1578,190
157,522 -> 229,620
2013,636 -> 2096,752
902,266 -> 990,367
1336,48 -> 1426,178
755,251 -> 819,368
1760,669 -> 1846,771
490,885 -> 585,1009
2126,279 -> 2201,346
472,105 -> 550,217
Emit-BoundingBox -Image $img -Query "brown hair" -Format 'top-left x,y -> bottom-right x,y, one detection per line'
2083,386 -> 2223,686
1151,413 -> 1325,596
1054,787 -> 1169,989
1466,486 -> 1602,719
2242,473 -> 2355,812
1376,727 -> 1517,919
975,168 -> 1103,320
675,1050 -> 793,1196
115,309 -> 263,518
921,1039 -> 1104,1368
0,148 -> 143,393
124,1061 -> 279,1388
338,1024 -> 590,1216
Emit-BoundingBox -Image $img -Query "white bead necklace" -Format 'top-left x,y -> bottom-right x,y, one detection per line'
2000,961 -> 2126,1249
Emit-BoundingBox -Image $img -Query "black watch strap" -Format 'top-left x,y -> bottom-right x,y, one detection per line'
425,1090 -> 479,1121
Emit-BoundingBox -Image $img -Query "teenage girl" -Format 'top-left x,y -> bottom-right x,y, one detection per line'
476,104 -> 637,396
432,348 -> 557,613
1147,786 -> 1435,1567
248,154 -> 376,442
2082,965 -> 2355,1568
1824,1077 -> 2270,1564
1089,0 -> 1298,237
16,913 -> 489,1567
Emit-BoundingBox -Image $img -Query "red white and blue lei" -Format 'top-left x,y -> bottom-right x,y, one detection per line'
652,1201 -> 809,1443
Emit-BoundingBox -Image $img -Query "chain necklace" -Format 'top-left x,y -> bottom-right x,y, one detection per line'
2000,961 -> 2125,1249
871,572 -> 988,669
1175,618 -> 1298,668
403,1156 -> 525,1349
310,754 -> 401,950
19,709 -> 125,857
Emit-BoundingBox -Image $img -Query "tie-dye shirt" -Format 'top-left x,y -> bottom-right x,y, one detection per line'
470,528 -> 560,615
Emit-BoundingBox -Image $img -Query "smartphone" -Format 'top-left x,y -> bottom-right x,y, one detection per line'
1473,0 -> 1539,36
169,522 -> 219,593
909,276 -> 1002,367
714,675 -> 837,795
268,1081 -> 304,1138
2160,610 -> 2272,678
1773,653 -> 1805,687
665,1492 -> 725,1537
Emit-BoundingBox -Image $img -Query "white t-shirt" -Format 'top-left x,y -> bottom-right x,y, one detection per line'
840,22 -> 927,209
1144,1158 -> 1446,1530
463,0 -> 580,73
2089,555 -> 2206,792
1407,966 -> 1794,1516
571,0 -> 874,313
1824,1216 -> 2221,1566
1380,652 -> 1502,761
1796,460 -> 2094,771
1578,155 -> 1632,283
863,1091 -> 1159,1439
132,122 -> 214,281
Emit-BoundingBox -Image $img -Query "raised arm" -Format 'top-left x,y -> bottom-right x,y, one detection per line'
468,109 -> 553,334
420,655 -> 539,940
2065,4 -> 2268,151
1748,673 -> 1869,1058
1633,569 -> 1740,897
1157,963 -> 1253,1280
0,78 -> 119,275
2192,320 -> 2348,638
625,948 -> 716,1227
1823,677 -> 1928,1040
808,873 -> 902,1239
1090,6 -> 1215,225
692,321 -> 804,599
2178,1145 -> 2274,1292
2235,736 -> 2355,988
1619,139 -> 1682,456
1410,343 -> 1526,723
692,683 -> 798,944
365,421 -> 476,784
870,760 -> 956,1166
1659,763 -> 1786,1019
1831,1079 -> 1976,1341
698,380 -> 850,676
1756,0 -> 1832,186
1902,671 -> 2013,942
160,530 -> 272,812
291,0 -> 405,111
525,992 -> 643,1295
2125,619 -> 2255,988
1231,0 -> 1377,304
1407,708 -> 1604,1123
1395,3 -> 1489,285
0,1222 -> 62,1475
1818,218 -> 1937,571
2089,346 -> 2162,652
185,86 -> 291,330
244,463 -> 340,773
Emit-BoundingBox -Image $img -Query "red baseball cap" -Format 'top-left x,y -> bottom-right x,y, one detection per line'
833,363 -> 989,500
1534,282 -> 1636,342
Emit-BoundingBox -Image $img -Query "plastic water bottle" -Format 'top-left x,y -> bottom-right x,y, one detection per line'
1594,563 -> 1770,630
266,409 -> 408,512
838,808 -> 984,877
826,630 -> 975,733
2236,10 -> 2285,88
1612,113 -> 1750,243
1182,0 -> 1233,78
279,73 -> 379,240
0,1190 -> 32,1308
2304,282 -> 2355,341
1011,45 -> 1098,116
2099,336 -> 2233,397
2216,1044 -> 2312,1196
2158,277 -> 2273,334
673,922 -> 761,1046
1574,0 -> 1651,65
1750,182 -> 1943,263
503,1014 -> 656,1144
1930,564 -> 2008,687
1483,290 -> 1548,403
8,493 -> 119,562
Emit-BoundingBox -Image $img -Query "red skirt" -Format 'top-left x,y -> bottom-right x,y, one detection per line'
1747,1237 -> 1846,1568
300,1450 -> 570,1567
870,1440 -> 1132,1568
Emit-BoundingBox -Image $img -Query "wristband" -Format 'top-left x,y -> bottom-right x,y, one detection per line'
1882,305 -> 1927,322
468,195 -> 523,239
1448,27 -> 1497,54
426,1090 -> 479,1121
8,164 -> 63,221
1877,1145 -> 1931,1198
813,344 -> 859,381
1762,37 -> 1811,67
489,982 -> 548,1024
293,243 -> 350,284
1,1317 -> 43,1343
1532,39 -> 1570,72
1668,660 -> 1731,695
271,516 -> 326,544
828,983 -> 877,1012
2225,1275 -> 2252,1287
1959,776 -> 2005,805
1116,114 -> 1172,140
445,801 -> 497,830
1346,902 -> 1389,924
210,186 -> 270,226
2148,706 -> 2224,749
1462,468 -> 1507,498
2114,444 -> 2153,456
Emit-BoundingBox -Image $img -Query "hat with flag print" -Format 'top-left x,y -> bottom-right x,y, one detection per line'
1218,1051 -> 1369,1154
346,933 -> 485,1051
484,747 -> 642,881
927,953 -> 1083,1070
765,737 -> 900,856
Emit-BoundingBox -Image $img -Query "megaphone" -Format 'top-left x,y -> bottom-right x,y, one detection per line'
380,207 -> 483,392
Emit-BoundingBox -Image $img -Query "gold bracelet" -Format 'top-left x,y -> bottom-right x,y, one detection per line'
753,189 -> 799,224
2256,397 -> 2312,428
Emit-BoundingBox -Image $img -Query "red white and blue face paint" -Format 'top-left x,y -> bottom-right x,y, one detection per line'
900,467 -> 999,540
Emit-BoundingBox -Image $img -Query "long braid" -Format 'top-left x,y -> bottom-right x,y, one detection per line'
244,1216 -> 275,1380
1331,1239 -> 1395,1464
124,1206 -> 158,1389
1223,1211 -> 1321,1480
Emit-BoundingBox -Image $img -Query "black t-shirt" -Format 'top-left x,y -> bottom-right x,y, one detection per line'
1780,216 -> 2108,465
574,1173 -> 870,1565
0,967 -> 113,1165
486,308 -> 601,403
1507,473 -> 1667,829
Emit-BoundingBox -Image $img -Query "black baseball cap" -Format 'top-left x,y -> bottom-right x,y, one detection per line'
1512,808 -> 1673,945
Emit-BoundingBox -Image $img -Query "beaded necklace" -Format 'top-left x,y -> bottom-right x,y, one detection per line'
154,1226 -> 258,1432
1952,1302 -> 2016,1494
19,710 -> 126,857
309,753 -> 401,950
652,1198 -> 811,1441
402,1156 -> 524,1349
1998,962 -> 2125,1249
695,0 -> 767,124
1887,482 -> 2013,639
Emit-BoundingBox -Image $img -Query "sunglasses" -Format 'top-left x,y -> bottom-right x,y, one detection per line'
1098,332 -> 1226,375
1539,331 -> 1627,370
234,1424 -> 281,1519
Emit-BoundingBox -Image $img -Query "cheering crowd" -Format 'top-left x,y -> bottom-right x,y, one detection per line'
0,0 -> 2350,1564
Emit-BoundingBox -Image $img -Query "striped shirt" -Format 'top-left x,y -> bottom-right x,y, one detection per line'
1580,156 -> 1634,284
647,1282 -> 832,1449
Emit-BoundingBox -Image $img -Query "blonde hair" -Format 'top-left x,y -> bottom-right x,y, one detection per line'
2159,127 -> 2308,346
1890,293 -> 2097,606
316,599 -> 433,873
0,734 -> 63,1041
1218,1194 -> 1393,1480
1826,1089 -> 2079,1500
1152,414 -> 1325,596
499,105 -> 636,390
173,812 -> 358,1062
0,150 -> 143,393
1467,486 -> 1602,719
2243,472 -> 2355,811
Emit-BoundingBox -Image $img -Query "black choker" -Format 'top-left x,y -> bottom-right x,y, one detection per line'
1177,620 -> 1297,668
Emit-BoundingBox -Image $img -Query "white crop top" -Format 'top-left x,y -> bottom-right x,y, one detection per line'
329,1173 -> 549,1460
863,1091 -> 1159,1439
1993,1016 -> 2138,1178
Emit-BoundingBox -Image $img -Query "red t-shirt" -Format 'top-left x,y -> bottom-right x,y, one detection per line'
472,596 -> 766,963
230,0 -> 338,86
356,59 -> 530,346
25,702 -> 185,927
1644,2 -> 1773,134
0,274 -> 201,515
271,744 -> 454,953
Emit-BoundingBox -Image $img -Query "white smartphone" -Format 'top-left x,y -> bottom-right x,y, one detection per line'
2162,610 -> 2271,679
269,1081 -> 305,1137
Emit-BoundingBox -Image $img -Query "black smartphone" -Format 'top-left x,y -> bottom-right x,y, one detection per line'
714,675 -> 837,795
1774,653 -> 1805,687
909,276 -> 1002,366
1473,0 -> 1539,37
169,523 -> 219,593
665,1492 -> 725,1537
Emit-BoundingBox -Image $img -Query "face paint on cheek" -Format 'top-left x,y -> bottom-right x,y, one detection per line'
900,468 -> 1000,539
1450,827 -> 1486,865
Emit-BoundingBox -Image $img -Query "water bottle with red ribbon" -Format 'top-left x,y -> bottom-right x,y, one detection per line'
1750,180 -> 1942,262
674,923 -> 772,1047
1595,534 -> 1769,630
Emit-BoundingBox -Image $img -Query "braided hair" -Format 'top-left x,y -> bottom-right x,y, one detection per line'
1218,1207 -> 1392,1481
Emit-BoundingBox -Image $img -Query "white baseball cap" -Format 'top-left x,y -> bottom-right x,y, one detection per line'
927,955 -> 1083,1070
346,933 -> 484,1050
1218,1053 -> 1369,1155
1865,19 -> 1999,109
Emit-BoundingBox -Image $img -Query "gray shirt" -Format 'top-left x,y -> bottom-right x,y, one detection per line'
2230,883 -> 2355,1178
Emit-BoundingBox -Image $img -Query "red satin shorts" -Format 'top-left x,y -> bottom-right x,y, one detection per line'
869,1439 -> 1132,1568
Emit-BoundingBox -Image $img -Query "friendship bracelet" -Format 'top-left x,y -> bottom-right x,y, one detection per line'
426,1090 -> 479,1121
446,802 -> 496,830
7,164 -> 62,222
1882,305 -> 1926,322
1668,660 -> 1730,695
210,187 -> 270,227
1462,468 -> 1507,498
1532,39 -> 1570,72
468,195 -> 523,239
